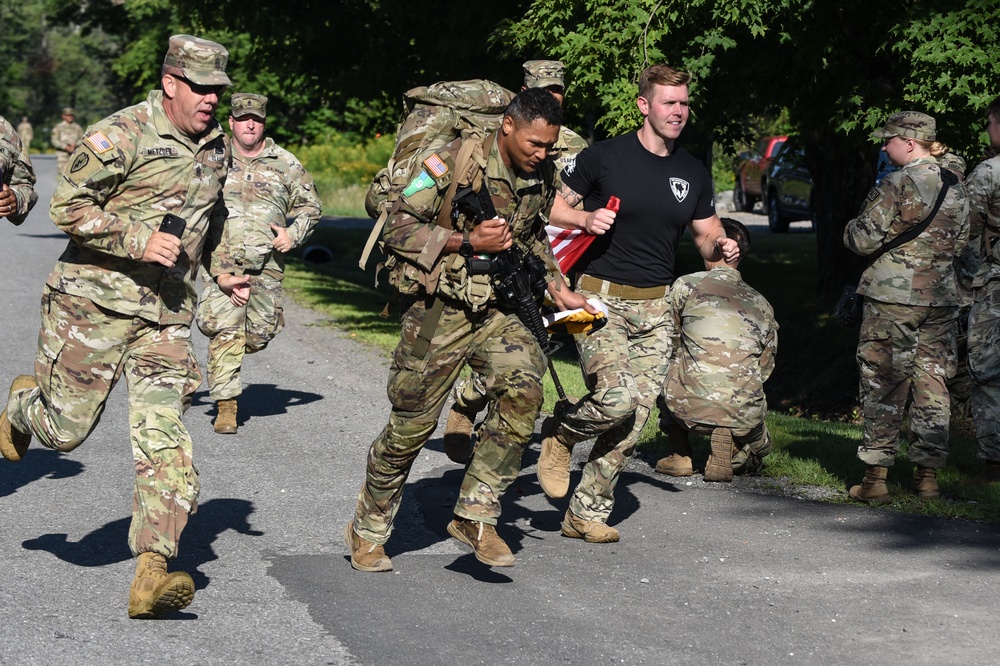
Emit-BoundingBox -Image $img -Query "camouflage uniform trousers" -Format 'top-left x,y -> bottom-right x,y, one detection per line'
553,291 -> 672,524
196,273 -> 285,401
856,298 -> 957,468
353,297 -> 546,544
7,287 -> 203,558
968,279 -> 1000,462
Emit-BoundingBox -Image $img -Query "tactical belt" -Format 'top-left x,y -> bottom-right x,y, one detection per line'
578,274 -> 669,300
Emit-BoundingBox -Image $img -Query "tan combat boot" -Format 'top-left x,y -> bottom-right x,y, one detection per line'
537,416 -> 574,498
703,428 -> 735,482
560,509 -> 620,543
655,419 -> 694,476
447,517 -> 515,567
913,466 -> 940,499
849,465 -> 891,504
214,399 -> 238,435
965,460 -> 1000,486
0,374 -> 38,462
344,521 -> 392,572
443,404 -> 475,465
128,552 -> 195,619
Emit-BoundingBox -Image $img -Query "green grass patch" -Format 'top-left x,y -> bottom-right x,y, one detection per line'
284,227 -> 997,523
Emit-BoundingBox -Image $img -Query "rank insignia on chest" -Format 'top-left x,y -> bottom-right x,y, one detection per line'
403,170 -> 436,197
422,153 -> 448,179
84,132 -> 114,154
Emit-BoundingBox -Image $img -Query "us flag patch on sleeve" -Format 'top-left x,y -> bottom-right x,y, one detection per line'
423,154 -> 448,179
84,132 -> 114,154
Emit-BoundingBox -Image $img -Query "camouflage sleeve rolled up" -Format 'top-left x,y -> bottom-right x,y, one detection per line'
0,115 -> 38,226
844,158 -> 968,306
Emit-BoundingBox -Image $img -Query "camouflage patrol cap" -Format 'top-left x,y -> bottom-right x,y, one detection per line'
231,93 -> 267,120
62,107 -> 75,116
163,34 -> 232,86
939,152 -> 967,179
870,111 -> 936,142
523,60 -> 565,90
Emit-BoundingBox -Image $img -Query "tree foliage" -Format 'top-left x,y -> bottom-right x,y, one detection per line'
497,0 -> 1000,295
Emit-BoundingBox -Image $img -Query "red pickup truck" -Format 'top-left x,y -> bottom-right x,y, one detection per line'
733,135 -> 787,212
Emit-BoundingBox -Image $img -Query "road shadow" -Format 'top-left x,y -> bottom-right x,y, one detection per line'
21,497 -> 264,589
0,448 -> 84,497
191,383 -> 322,424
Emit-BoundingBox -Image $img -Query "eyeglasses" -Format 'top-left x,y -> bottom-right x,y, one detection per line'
176,76 -> 225,98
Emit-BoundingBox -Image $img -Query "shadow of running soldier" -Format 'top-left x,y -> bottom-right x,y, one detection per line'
654,217 -> 778,482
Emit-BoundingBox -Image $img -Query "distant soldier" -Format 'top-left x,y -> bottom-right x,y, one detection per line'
1,35 -> 232,619
967,95 -> 1000,485
49,107 -> 84,172
844,111 -> 969,503
654,217 -> 777,482
197,92 -> 322,435
1,115 -> 38,226
16,116 -> 33,151
443,59 -> 589,464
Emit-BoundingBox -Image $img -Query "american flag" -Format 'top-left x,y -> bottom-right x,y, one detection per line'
546,225 -> 596,273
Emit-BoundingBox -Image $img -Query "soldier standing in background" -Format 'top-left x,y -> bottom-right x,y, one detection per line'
443,59 -> 589,464
844,111 -> 969,504
654,218 -> 777,481
966,95 -> 1000,485
198,92 -> 322,435
0,35 -> 232,619
1,114 -> 38,226
50,107 -> 84,172
16,116 -> 33,152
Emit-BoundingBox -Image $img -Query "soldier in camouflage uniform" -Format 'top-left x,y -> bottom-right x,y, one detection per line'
346,88 -> 596,572
444,59 -> 589,464
654,218 -> 777,482
966,95 -> 1000,485
17,116 -> 33,152
49,107 -> 84,173
844,111 -> 969,504
538,65 -> 740,543
197,93 -> 322,435
0,114 -> 38,226
0,35 -> 233,619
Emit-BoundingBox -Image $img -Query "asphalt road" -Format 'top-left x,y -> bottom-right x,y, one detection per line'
1,156 -> 997,666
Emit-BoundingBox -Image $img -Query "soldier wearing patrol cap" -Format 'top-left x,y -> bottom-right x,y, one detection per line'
49,106 -> 83,173
197,92 -> 321,435
844,110 -> 970,504
1,34 -> 233,619
443,59 -> 589,464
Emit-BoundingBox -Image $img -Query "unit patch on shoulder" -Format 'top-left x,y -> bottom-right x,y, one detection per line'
403,170 -> 436,197
84,132 -> 114,154
70,153 -> 90,174
422,153 -> 449,179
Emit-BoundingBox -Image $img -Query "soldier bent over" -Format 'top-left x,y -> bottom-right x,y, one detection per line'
0,35 -> 233,618
346,88 -> 595,571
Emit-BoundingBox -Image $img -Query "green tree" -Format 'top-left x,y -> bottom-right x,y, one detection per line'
498,0 -> 1000,296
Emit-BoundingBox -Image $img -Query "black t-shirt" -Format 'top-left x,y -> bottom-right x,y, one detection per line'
561,132 -> 716,288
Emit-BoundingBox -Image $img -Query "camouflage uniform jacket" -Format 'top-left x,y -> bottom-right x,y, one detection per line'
0,115 -> 38,226
664,266 -> 777,429
386,131 -> 560,299
210,137 -> 321,277
49,119 -> 84,153
968,155 -> 1000,288
48,90 -> 230,326
552,126 -> 588,181
845,156 -> 969,306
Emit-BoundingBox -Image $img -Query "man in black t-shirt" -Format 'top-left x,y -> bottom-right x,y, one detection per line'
537,64 -> 740,543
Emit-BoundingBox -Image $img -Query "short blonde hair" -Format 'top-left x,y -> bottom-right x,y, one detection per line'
638,65 -> 691,99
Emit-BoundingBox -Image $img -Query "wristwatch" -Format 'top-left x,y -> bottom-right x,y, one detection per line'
459,232 -> 475,258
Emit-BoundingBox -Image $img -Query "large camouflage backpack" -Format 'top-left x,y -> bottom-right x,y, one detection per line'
358,79 -> 514,270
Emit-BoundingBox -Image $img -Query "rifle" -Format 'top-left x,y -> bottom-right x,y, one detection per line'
451,185 -> 569,401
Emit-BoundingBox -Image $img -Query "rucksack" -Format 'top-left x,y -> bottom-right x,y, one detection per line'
359,79 -> 514,270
